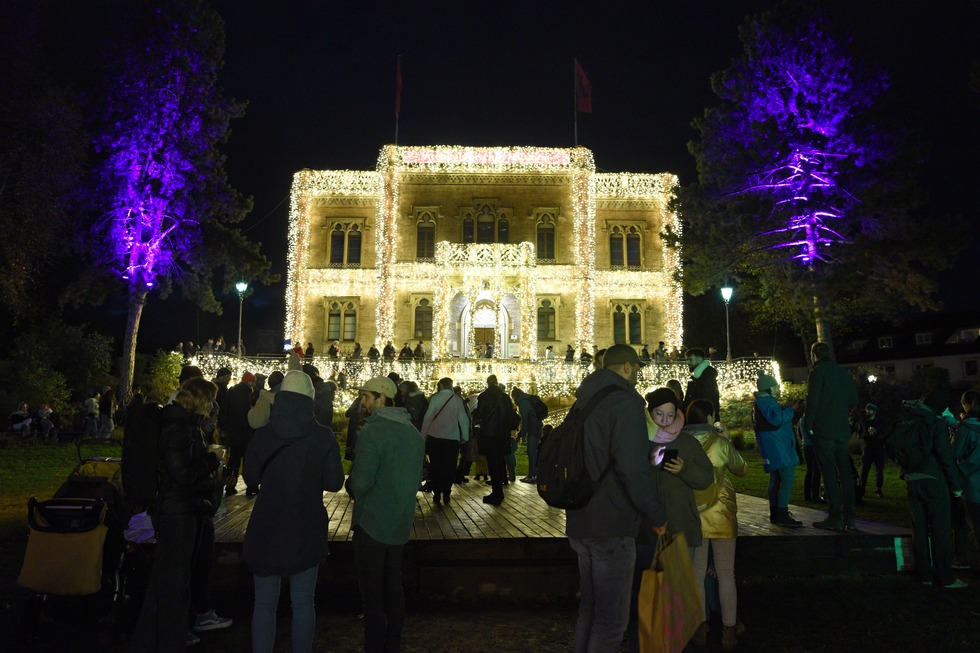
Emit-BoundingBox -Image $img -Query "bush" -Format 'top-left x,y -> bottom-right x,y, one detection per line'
144,350 -> 185,404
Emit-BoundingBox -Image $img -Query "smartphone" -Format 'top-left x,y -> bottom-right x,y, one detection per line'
659,448 -> 679,469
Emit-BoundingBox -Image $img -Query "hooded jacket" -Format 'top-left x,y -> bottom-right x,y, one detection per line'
565,369 -> 667,539
243,391 -> 345,577
346,406 -> 425,545
753,391 -> 799,472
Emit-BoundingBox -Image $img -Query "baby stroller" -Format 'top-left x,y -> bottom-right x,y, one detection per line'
17,439 -> 130,645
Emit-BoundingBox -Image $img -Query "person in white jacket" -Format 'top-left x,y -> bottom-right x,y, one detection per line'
420,377 -> 470,506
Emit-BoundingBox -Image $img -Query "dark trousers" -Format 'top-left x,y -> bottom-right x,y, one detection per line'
427,438 -> 460,501
353,528 -> 406,653
486,452 -> 506,498
813,437 -> 855,521
803,444 -> 822,500
861,443 -> 887,493
907,477 -> 954,585
190,516 -> 214,614
130,513 -> 199,652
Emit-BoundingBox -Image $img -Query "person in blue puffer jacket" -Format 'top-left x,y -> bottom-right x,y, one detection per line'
753,371 -> 804,528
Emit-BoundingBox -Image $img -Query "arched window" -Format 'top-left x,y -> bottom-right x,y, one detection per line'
610,231 -> 624,267
347,226 -> 361,265
537,221 -> 555,260
497,217 -> 509,244
327,300 -> 357,341
462,217 -> 475,243
477,212 -> 495,243
327,222 -> 363,267
330,227 -> 346,266
537,299 -> 556,340
417,222 -> 435,259
628,304 -> 642,344
414,298 -> 433,339
609,224 -> 643,268
612,302 -> 643,344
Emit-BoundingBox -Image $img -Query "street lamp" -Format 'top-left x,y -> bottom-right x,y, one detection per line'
720,285 -> 733,363
236,281 -> 248,356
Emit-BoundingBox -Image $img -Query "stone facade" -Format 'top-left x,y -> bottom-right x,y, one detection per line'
286,145 -> 682,360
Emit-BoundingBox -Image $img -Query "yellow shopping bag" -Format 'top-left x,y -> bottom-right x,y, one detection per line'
637,532 -> 703,653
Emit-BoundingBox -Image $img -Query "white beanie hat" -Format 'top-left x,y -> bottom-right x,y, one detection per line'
280,370 -> 315,399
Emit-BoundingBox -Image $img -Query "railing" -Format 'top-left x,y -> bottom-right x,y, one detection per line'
190,353 -> 781,408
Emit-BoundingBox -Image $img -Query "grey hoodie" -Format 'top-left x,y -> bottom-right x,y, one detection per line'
565,369 -> 667,538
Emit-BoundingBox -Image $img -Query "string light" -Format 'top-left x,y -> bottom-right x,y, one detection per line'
286,145 -> 683,372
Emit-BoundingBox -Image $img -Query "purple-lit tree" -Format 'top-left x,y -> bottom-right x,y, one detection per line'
671,4 -> 957,354
87,0 -> 273,400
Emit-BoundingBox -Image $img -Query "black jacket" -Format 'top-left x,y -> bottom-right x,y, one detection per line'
154,403 -> 220,516
685,365 -> 720,414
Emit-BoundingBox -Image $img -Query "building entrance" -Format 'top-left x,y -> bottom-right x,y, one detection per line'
474,327 -> 495,355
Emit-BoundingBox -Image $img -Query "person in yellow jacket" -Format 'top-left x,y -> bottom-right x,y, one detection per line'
685,399 -> 747,651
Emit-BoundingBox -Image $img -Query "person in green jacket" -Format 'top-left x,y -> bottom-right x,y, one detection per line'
346,376 -> 425,653
802,342 -> 858,531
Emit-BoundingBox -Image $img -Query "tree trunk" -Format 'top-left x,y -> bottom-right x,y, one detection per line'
812,292 -> 835,362
118,286 -> 149,406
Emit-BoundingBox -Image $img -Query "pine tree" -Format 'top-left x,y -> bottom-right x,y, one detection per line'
671,3 -> 960,355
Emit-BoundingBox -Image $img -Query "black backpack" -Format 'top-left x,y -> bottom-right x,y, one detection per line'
528,394 -> 549,421
536,386 -> 624,509
885,408 -> 931,472
122,402 -> 163,512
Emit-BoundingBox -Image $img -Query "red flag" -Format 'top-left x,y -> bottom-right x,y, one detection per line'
575,58 -> 592,114
395,56 -> 403,117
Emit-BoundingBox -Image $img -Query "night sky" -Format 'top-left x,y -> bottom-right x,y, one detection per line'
47,1 -> 980,358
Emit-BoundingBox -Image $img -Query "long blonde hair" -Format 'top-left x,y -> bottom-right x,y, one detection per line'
175,377 -> 217,416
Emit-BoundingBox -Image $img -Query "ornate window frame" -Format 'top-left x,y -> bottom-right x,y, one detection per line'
410,294 -> 434,341
610,300 -> 645,345
324,218 -> 366,268
605,219 -> 647,269
536,294 -> 561,342
324,296 -> 360,341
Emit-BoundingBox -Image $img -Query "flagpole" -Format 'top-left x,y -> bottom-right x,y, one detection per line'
573,58 -> 578,147
395,55 -> 401,145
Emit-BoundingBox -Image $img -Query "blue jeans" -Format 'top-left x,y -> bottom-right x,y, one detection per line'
252,565 -> 319,653
527,431 -> 540,477
569,536 -> 635,653
768,466 -> 796,509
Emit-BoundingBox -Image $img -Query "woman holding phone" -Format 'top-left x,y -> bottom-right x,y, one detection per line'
627,388 -> 713,653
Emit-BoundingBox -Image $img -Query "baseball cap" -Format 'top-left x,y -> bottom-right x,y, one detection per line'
357,376 -> 398,399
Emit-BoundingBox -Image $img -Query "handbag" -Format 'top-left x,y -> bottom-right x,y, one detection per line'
637,531 -> 703,653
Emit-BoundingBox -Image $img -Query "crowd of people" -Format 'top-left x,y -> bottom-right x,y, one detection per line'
16,334 -> 979,652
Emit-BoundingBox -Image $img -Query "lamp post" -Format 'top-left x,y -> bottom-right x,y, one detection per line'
235,281 -> 248,357
721,285 -> 733,363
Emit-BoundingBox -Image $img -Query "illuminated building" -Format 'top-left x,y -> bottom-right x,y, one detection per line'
286,145 -> 682,365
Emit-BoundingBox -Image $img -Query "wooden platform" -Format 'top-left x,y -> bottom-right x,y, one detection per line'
178,475 -> 915,597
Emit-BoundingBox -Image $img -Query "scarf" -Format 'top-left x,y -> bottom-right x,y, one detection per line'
648,410 -> 686,444
691,359 -> 711,380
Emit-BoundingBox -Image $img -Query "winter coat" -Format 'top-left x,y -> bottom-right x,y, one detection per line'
645,431 -> 713,548
313,380 -> 335,427
753,392 -> 799,472
564,369 -> 667,539
346,406 -> 425,545
154,403 -> 220,516
243,391 -> 345,577
688,424 -> 747,540
901,402 -> 961,493
513,391 -> 543,442
802,359 -> 858,441
685,364 -> 720,414
473,384 -> 515,455
403,390 -> 429,432
221,382 -> 254,446
420,389 -> 469,442
954,418 -> 980,503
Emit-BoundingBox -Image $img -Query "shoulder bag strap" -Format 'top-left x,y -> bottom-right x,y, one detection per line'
573,385 -> 627,484
259,441 -> 292,477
